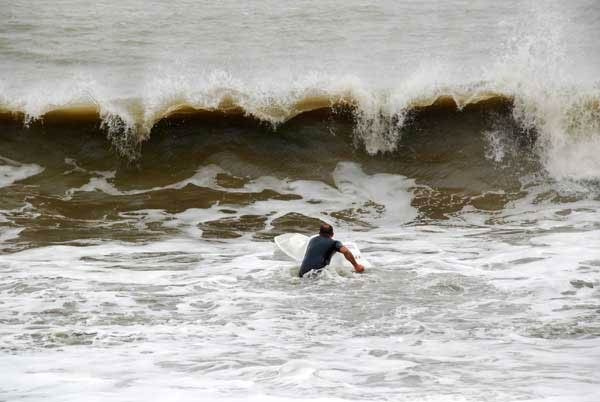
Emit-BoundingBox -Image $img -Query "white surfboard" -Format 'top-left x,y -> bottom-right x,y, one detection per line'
274,233 -> 372,269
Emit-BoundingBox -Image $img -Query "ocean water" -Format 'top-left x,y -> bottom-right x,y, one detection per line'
1,1 -> 600,401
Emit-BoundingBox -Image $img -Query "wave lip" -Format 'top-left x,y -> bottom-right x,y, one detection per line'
0,86 -> 512,128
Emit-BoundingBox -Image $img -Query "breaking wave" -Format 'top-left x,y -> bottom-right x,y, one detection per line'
1,78 -> 599,181
1,5 -> 600,182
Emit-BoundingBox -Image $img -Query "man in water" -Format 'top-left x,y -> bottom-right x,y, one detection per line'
299,223 -> 365,277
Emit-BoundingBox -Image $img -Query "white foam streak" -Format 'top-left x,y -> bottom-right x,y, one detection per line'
64,164 -> 224,199
0,156 -> 44,188
333,162 -> 417,223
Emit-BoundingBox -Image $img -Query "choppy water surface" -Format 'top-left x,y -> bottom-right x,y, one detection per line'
1,1 -> 600,401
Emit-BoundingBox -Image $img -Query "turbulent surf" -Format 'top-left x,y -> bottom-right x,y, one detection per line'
1,1 -> 600,401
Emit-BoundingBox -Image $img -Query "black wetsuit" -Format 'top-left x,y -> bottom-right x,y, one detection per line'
299,235 -> 343,277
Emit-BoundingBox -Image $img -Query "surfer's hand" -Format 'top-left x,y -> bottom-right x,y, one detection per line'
354,264 -> 365,273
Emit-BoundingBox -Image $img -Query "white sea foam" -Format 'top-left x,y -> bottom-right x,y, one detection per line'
64,164 -> 225,199
2,195 -> 600,401
0,156 -> 44,188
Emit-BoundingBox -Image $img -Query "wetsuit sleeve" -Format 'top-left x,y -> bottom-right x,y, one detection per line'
334,240 -> 343,251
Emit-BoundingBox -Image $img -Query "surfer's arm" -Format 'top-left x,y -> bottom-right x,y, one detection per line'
339,246 -> 365,273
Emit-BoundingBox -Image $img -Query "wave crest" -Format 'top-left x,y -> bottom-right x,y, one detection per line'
1,77 -> 599,181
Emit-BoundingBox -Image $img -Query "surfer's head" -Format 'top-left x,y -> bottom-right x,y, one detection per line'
319,223 -> 334,237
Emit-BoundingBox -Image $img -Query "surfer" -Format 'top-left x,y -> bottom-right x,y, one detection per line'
299,223 -> 365,277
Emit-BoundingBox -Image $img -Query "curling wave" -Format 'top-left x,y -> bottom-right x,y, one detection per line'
1,76 -> 599,181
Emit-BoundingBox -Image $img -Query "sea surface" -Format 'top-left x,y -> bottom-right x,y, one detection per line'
1,1 -> 600,401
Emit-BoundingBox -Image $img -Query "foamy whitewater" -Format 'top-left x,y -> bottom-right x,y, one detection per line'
1,1 -> 600,401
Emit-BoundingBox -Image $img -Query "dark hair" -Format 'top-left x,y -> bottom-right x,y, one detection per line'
319,223 -> 334,236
